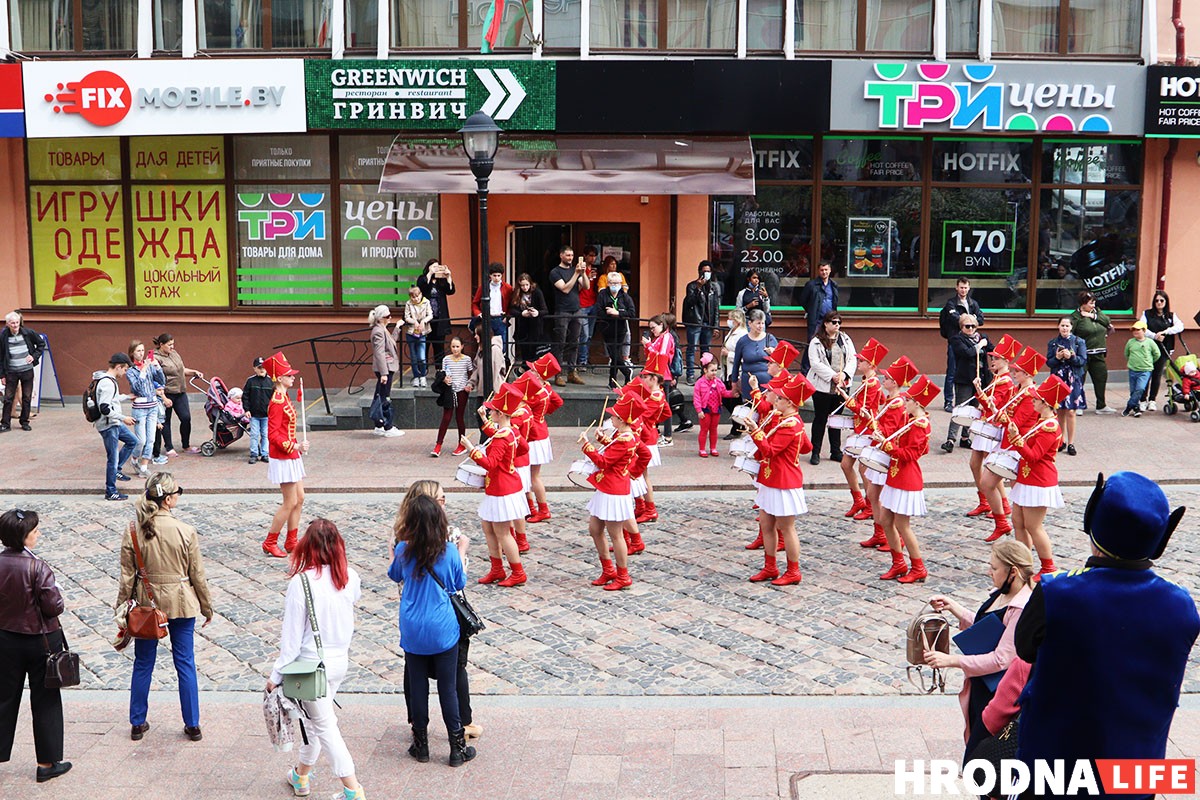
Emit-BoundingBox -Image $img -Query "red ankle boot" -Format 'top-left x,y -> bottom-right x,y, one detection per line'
478,557 -> 507,585
513,528 -> 530,554
745,530 -> 765,550
283,529 -> 298,553
603,567 -> 632,591
627,530 -> 645,555
859,523 -> 887,549
966,492 -> 992,517
775,529 -> 786,551
853,500 -> 874,521
262,532 -> 287,558
898,558 -> 927,583
637,502 -> 658,523
1002,497 -> 1011,515
1033,558 -> 1056,582
880,551 -> 909,580
771,561 -> 802,586
591,559 -> 617,586
985,513 -> 1013,542
498,563 -> 527,587
844,493 -> 866,518
749,556 -> 779,583
526,495 -> 537,519
634,497 -> 646,519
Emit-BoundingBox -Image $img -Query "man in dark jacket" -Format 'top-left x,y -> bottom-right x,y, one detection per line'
797,261 -> 839,342
595,272 -> 637,387
1,311 -> 45,432
242,357 -> 275,464
682,261 -> 721,383
937,277 -> 983,411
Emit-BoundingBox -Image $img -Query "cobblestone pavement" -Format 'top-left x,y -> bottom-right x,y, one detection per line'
12,487 -> 1200,699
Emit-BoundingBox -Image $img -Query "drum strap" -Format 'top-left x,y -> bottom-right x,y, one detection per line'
993,385 -> 1030,418
1016,417 -> 1056,440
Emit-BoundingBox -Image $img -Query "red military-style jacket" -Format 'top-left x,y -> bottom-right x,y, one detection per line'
525,386 -> 563,442
612,420 -> 653,480
469,427 -> 523,496
999,383 -> 1038,451
583,431 -> 639,495
977,372 -> 1013,423
1012,417 -> 1061,488
638,389 -> 670,447
871,394 -> 907,441
751,413 -> 812,490
748,386 -> 773,420
268,390 -> 301,461
845,375 -> 883,435
485,407 -> 531,468
882,415 -> 929,491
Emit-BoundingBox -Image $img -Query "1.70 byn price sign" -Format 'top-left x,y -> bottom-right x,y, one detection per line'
940,220 -> 1016,276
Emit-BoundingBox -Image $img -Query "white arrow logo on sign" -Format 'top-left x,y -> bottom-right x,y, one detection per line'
474,68 -> 527,121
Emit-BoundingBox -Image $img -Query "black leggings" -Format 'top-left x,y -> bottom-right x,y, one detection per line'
404,633 -> 472,727
0,629 -> 64,763
163,392 -> 192,450
437,390 -> 469,445
1146,349 -> 1170,402
809,390 -> 842,457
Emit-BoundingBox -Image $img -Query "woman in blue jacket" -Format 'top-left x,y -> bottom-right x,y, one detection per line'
388,495 -> 476,768
1046,317 -> 1088,455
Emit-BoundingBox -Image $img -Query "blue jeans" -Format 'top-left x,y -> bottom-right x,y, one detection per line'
407,334 -> 428,379
1127,370 -> 1151,411
577,311 -> 595,366
248,416 -> 268,458
685,324 -> 713,378
132,406 -> 158,461
405,645 -> 460,734
943,342 -> 957,407
100,424 -> 138,496
130,617 -> 199,728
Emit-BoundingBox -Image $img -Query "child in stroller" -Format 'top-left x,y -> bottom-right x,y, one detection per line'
193,375 -> 250,455
1163,348 -> 1200,421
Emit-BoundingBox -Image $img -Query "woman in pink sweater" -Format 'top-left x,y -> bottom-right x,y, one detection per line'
693,354 -> 735,457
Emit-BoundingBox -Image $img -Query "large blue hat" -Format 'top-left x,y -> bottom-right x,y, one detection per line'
1084,472 -> 1185,561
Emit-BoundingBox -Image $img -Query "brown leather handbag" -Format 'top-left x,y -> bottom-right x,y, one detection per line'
126,522 -> 168,640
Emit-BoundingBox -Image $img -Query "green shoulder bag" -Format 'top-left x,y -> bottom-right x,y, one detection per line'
279,573 -> 328,702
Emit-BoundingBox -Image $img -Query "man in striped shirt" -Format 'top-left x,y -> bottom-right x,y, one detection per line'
1,311 -> 44,433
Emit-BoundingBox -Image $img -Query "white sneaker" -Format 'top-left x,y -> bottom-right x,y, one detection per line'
381,428 -> 405,438
1138,401 -> 1148,412
420,377 -> 427,387
1095,406 -> 1117,415
1075,409 -> 1084,416
1147,401 -> 1157,412
371,427 -> 385,436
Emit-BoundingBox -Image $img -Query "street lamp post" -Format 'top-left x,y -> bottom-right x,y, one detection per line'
459,111 -> 502,398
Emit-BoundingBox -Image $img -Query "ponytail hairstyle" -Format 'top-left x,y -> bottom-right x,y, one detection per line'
136,472 -> 179,540
992,539 -> 1036,589
393,480 -> 443,545
289,518 -> 349,591
368,304 -> 391,326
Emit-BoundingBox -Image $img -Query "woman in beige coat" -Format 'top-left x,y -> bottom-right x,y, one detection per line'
368,305 -> 405,438
116,472 -> 213,742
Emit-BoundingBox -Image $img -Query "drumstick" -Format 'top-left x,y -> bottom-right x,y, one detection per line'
299,378 -> 308,445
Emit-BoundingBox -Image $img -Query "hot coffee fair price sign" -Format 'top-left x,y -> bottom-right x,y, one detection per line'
940,221 -> 1016,276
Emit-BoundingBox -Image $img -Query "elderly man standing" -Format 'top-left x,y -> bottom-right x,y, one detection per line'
0,312 -> 44,433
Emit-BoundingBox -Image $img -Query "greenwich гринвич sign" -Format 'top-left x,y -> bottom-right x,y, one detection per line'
305,60 -> 555,131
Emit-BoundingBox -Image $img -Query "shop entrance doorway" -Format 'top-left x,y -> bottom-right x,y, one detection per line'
508,222 -> 641,314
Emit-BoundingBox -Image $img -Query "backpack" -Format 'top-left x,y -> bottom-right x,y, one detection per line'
83,375 -> 114,422
905,602 -> 951,694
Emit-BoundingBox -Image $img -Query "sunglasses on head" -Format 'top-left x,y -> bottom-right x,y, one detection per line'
14,509 -> 25,521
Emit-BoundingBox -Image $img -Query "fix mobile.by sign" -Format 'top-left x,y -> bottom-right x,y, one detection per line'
22,60 -> 307,138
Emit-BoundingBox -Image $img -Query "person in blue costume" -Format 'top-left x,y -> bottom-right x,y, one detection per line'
1014,471 -> 1198,799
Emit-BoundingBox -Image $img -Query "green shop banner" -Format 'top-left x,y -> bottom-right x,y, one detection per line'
305,60 -> 555,132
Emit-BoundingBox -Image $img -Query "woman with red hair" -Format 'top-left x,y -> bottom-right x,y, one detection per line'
267,519 -> 366,800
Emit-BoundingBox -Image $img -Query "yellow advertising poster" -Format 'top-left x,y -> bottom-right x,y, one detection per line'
130,136 -> 226,181
131,185 -> 229,307
26,139 -> 121,181
30,184 -> 127,307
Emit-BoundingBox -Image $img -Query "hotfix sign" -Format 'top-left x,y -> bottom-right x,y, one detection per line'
1145,66 -> 1200,137
306,59 -> 555,131
830,61 -> 1144,135
23,60 -> 306,137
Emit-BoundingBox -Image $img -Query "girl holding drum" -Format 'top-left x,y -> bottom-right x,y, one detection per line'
968,335 -> 1022,523
519,355 -> 564,524
633,352 -> 673,525
1004,375 -> 1069,580
579,392 -> 645,590
839,337 -> 889,536
982,346 -> 1043,543
741,370 -> 789,551
463,384 -> 528,588
877,374 -> 940,584
862,356 -> 919,556
479,390 -> 533,555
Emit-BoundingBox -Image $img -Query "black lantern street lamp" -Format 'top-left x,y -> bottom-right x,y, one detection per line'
459,111 -> 502,397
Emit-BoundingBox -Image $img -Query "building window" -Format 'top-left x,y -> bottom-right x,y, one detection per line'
543,0 -> 581,47
155,0 -> 184,50
794,0 -> 854,51
198,0 -> 333,49
794,0 -> 930,53
993,0 -> 1141,57
346,0 -> 378,49
945,0 -> 978,54
746,0 -> 782,50
392,0 -> 532,49
10,0 -> 137,52
590,0 -> 736,50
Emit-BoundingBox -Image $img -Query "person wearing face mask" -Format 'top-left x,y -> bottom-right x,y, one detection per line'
682,261 -> 722,384
471,263 -> 513,363
736,271 -> 772,328
595,271 -> 637,387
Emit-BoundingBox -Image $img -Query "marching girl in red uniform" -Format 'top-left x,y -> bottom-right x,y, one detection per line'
480,387 -> 533,554
967,334 -> 1022,521
634,352 -> 673,524
1006,375 -> 1069,579
838,337 -> 889,531
519,355 -> 564,523
606,380 -> 652,555
861,356 -> 919,552
744,340 -> 799,423
463,384 -> 528,588
742,370 -> 790,551
262,352 -> 308,558
579,392 -> 645,590
982,346 -> 1043,543
877,374 -> 940,584
744,373 -> 815,586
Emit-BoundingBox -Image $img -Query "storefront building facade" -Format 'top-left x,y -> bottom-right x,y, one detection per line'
0,0 -> 1183,390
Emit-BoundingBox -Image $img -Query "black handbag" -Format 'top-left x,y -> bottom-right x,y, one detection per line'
428,570 -> 485,638
29,558 -> 80,689
667,387 -> 685,412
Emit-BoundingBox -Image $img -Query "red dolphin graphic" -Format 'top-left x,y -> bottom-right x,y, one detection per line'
53,268 -> 113,301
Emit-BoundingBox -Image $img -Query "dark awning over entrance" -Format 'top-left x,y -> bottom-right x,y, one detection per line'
378,135 -> 754,195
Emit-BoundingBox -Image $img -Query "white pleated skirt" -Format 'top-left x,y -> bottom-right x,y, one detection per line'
587,491 -> 635,522
880,485 -> 927,517
1010,482 -> 1064,509
970,436 -> 1000,454
268,456 -> 306,485
528,438 -> 554,466
864,467 -> 887,486
631,475 -> 647,498
647,444 -> 662,467
478,491 -> 529,523
755,485 -> 808,517
517,465 -> 532,493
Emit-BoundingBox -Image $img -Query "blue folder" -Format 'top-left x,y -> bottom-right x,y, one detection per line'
953,613 -> 1007,693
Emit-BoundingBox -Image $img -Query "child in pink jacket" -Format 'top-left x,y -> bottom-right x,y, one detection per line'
693,353 -> 735,457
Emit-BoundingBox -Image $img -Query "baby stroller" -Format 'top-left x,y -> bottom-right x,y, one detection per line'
1161,333 -> 1200,422
192,375 -> 250,455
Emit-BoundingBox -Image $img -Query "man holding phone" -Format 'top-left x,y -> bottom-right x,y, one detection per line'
549,244 -> 590,386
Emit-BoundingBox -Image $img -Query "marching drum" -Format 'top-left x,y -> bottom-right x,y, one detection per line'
858,445 -> 892,474
844,433 -> 872,456
454,462 -> 487,488
969,419 -> 1004,445
567,458 -> 599,488
827,409 -> 856,430
951,403 -> 982,428
984,450 -> 1020,480
729,436 -> 757,458
731,404 -> 758,426
732,454 -> 760,479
